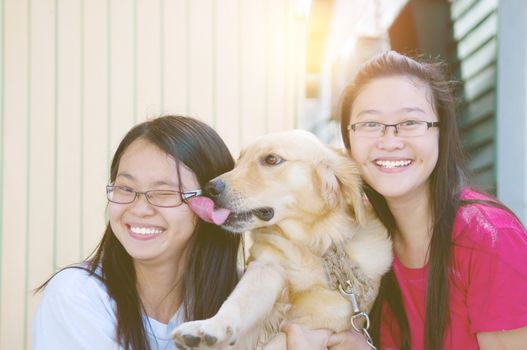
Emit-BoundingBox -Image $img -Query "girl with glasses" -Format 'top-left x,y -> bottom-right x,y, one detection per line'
33,116 -> 240,350
286,51 -> 527,349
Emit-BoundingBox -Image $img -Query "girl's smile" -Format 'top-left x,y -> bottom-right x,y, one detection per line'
126,223 -> 166,240
373,157 -> 413,172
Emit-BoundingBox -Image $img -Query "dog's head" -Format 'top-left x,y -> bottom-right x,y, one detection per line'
205,130 -> 365,234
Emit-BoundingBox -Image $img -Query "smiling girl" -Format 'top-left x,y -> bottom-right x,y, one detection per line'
33,116 -> 240,350
286,51 -> 527,350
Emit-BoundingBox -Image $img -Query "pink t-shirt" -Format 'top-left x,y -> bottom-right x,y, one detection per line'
379,189 -> 527,349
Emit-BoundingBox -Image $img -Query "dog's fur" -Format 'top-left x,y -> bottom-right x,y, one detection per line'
172,130 -> 392,349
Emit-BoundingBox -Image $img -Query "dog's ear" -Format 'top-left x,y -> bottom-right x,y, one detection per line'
315,158 -> 342,209
316,149 -> 366,226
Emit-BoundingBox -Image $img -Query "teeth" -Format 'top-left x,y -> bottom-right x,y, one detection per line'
375,160 -> 411,169
130,226 -> 163,235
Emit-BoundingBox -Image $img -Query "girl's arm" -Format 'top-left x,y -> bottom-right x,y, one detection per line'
327,329 -> 373,350
477,326 -> 527,350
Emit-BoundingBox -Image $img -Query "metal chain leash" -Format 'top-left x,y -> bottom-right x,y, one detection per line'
322,243 -> 377,349
339,281 -> 377,350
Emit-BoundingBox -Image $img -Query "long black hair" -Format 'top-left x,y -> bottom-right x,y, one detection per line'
38,115 -> 240,350
338,51 -> 466,350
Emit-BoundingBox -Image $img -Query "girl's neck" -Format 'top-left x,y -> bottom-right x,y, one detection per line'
386,190 -> 433,268
135,259 -> 185,324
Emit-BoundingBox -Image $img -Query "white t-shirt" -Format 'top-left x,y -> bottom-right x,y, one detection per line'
32,265 -> 184,350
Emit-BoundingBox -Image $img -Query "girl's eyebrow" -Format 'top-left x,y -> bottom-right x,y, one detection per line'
151,180 -> 179,187
398,107 -> 426,114
115,173 -> 134,180
355,109 -> 381,118
356,107 -> 426,118
115,173 -> 179,187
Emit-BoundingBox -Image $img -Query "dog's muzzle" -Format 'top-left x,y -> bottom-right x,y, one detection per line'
204,178 -> 275,222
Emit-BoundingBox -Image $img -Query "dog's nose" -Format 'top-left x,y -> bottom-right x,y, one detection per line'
204,179 -> 225,198
254,207 -> 274,221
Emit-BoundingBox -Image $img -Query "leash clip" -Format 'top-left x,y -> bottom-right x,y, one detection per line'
338,280 -> 377,350
338,280 -> 360,314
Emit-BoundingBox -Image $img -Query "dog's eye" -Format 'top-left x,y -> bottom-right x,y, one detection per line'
262,154 -> 284,166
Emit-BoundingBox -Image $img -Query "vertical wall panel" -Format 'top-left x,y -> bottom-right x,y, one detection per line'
1,0 -> 308,348
240,0 -> 267,146
56,0 -> 82,270
1,1 -> 28,349
162,0 -> 188,116
268,0 -> 288,133
136,0 -> 162,119
286,5 -> 305,130
215,0 -> 240,154
188,0 -> 214,126
0,0 -> 4,340
109,0 -> 135,153
496,0 -> 527,223
26,0 -> 55,348
81,0 -> 110,262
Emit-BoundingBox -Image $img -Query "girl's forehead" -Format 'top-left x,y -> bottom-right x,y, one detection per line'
116,138 -> 198,186
351,76 -> 435,116
359,75 -> 429,95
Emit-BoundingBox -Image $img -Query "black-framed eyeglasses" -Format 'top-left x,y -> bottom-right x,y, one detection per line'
106,185 -> 202,208
347,120 -> 440,138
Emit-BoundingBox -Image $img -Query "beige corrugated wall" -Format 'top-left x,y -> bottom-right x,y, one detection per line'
0,0 -> 308,348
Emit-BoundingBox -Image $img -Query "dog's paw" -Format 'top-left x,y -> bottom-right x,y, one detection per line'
172,318 -> 238,349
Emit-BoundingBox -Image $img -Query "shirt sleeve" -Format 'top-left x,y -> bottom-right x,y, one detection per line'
32,268 -> 121,350
465,224 -> 527,333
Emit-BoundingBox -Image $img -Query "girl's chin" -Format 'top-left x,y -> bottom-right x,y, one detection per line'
368,182 -> 412,198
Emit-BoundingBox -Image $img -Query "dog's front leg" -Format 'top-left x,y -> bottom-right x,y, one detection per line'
172,260 -> 285,349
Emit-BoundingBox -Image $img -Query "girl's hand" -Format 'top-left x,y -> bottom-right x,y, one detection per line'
281,322 -> 332,350
327,329 -> 372,350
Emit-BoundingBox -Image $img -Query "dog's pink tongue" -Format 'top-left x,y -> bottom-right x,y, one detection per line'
187,196 -> 230,225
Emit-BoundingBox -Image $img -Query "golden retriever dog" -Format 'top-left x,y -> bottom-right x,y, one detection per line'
172,130 -> 392,350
